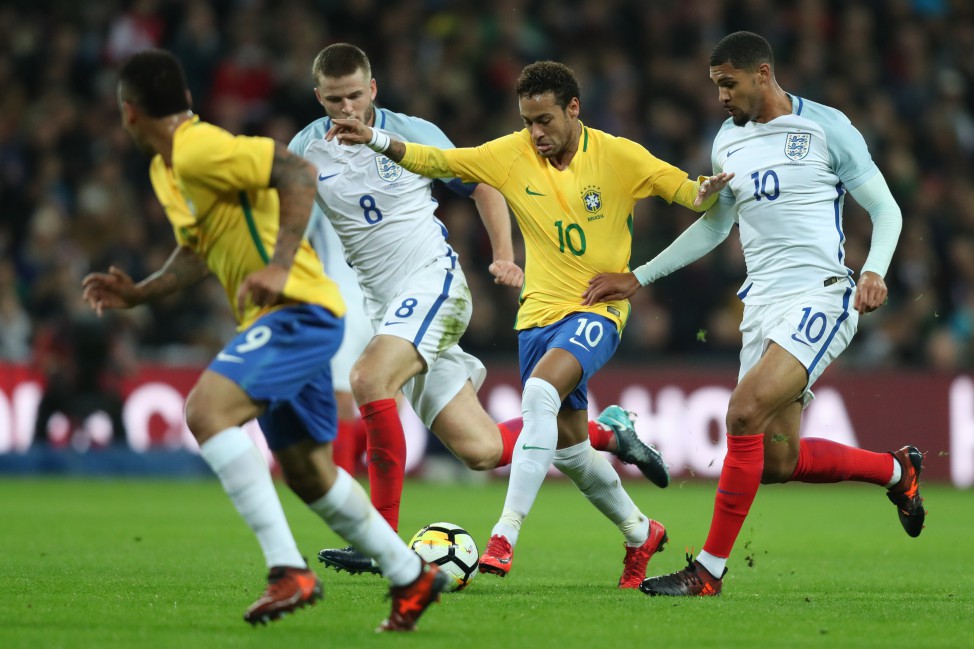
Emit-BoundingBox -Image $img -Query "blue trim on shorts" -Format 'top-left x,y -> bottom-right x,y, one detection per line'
737,282 -> 753,299
413,270 -> 453,346
808,286 -> 852,375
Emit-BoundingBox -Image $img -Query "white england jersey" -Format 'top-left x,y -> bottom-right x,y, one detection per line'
289,108 -> 476,312
712,95 -> 879,304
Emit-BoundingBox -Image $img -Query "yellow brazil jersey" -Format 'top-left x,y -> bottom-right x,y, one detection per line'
148,116 -> 344,329
399,123 -> 708,331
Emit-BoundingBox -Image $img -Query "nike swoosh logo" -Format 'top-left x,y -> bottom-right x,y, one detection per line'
525,186 -> 545,196
383,321 -> 405,326
726,147 -> 744,158
521,444 -> 551,451
318,172 -> 339,181
216,351 -> 245,363
569,338 -> 589,351
790,333 -> 812,347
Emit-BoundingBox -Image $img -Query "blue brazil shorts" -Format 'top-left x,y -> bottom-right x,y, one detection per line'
517,312 -> 619,411
209,304 -> 344,450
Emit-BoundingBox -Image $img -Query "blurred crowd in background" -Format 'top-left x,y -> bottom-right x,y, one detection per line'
2,0 -> 972,398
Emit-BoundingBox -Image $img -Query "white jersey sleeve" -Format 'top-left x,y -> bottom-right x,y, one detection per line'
711,95 -> 881,304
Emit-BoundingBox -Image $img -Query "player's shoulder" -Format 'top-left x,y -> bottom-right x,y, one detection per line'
793,96 -> 852,124
377,108 -> 454,147
584,126 -> 656,164
788,96 -> 861,139
172,118 -> 231,171
290,116 -> 332,154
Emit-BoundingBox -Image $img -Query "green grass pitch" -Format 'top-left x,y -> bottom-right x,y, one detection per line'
1,476 -> 971,648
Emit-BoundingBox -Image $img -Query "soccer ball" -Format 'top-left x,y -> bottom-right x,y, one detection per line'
408,522 -> 479,592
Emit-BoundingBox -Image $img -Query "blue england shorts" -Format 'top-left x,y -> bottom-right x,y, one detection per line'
517,312 -> 620,411
208,304 -> 344,451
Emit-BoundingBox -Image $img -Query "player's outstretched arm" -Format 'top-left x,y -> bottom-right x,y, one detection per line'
471,184 -> 524,288
237,143 -> 316,312
82,246 -> 209,316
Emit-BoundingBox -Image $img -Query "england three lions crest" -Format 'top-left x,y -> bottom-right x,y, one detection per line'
784,132 -> 811,161
375,155 -> 403,182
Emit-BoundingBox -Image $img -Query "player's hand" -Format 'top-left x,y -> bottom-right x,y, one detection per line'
81,265 -> 139,316
582,272 -> 641,306
325,118 -> 372,146
489,260 -> 524,288
694,172 -> 735,207
237,264 -> 289,313
854,271 -> 888,314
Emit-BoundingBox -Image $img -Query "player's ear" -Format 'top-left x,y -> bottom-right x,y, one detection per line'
369,78 -> 377,101
568,97 -> 580,120
120,99 -> 137,126
185,89 -> 193,110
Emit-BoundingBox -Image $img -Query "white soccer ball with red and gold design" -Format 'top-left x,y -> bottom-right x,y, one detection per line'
408,522 -> 479,592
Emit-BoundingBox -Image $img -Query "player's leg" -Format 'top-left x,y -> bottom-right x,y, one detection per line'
186,369 -> 307,573
760,368 -> 925,535
642,342 -> 807,596
272,391 -> 448,632
349,334 -> 426,533
758,408 -> 924,536
351,265 -> 473,533
479,335 -> 577,577
430,380 -> 666,483
552,408 -> 668,587
429,380 -> 505,470
759,282 -> 925,536
197,305 -> 346,624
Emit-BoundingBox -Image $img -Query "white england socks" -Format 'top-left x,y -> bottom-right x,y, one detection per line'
308,469 -> 420,587
199,427 -> 304,568
492,377 -> 561,546
554,439 -> 649,546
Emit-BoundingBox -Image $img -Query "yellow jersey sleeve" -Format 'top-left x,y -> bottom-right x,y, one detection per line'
400,134 -> 523,188
150,118 -> 344,329
396,127 -> 705,334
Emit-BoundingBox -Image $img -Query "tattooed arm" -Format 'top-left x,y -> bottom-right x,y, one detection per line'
82,246 -> 209,317
235,142 -> 317,311
268,142 -> 318,269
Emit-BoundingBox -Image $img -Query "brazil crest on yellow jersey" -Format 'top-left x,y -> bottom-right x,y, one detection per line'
400,124 -> 703,331
148,116 -> 344,329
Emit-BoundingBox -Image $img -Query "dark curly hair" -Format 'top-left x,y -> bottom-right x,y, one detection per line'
117,49 -> 190,117
515,61 -> 580,110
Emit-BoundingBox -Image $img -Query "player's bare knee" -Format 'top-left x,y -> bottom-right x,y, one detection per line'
447,438 -> 495,471
281,467 -> 327,503
760,461 -> 792,484
349,365 -> 393,403
461,451 -> 496,472
726,402 -> 760,435
184,395 -> 221,443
